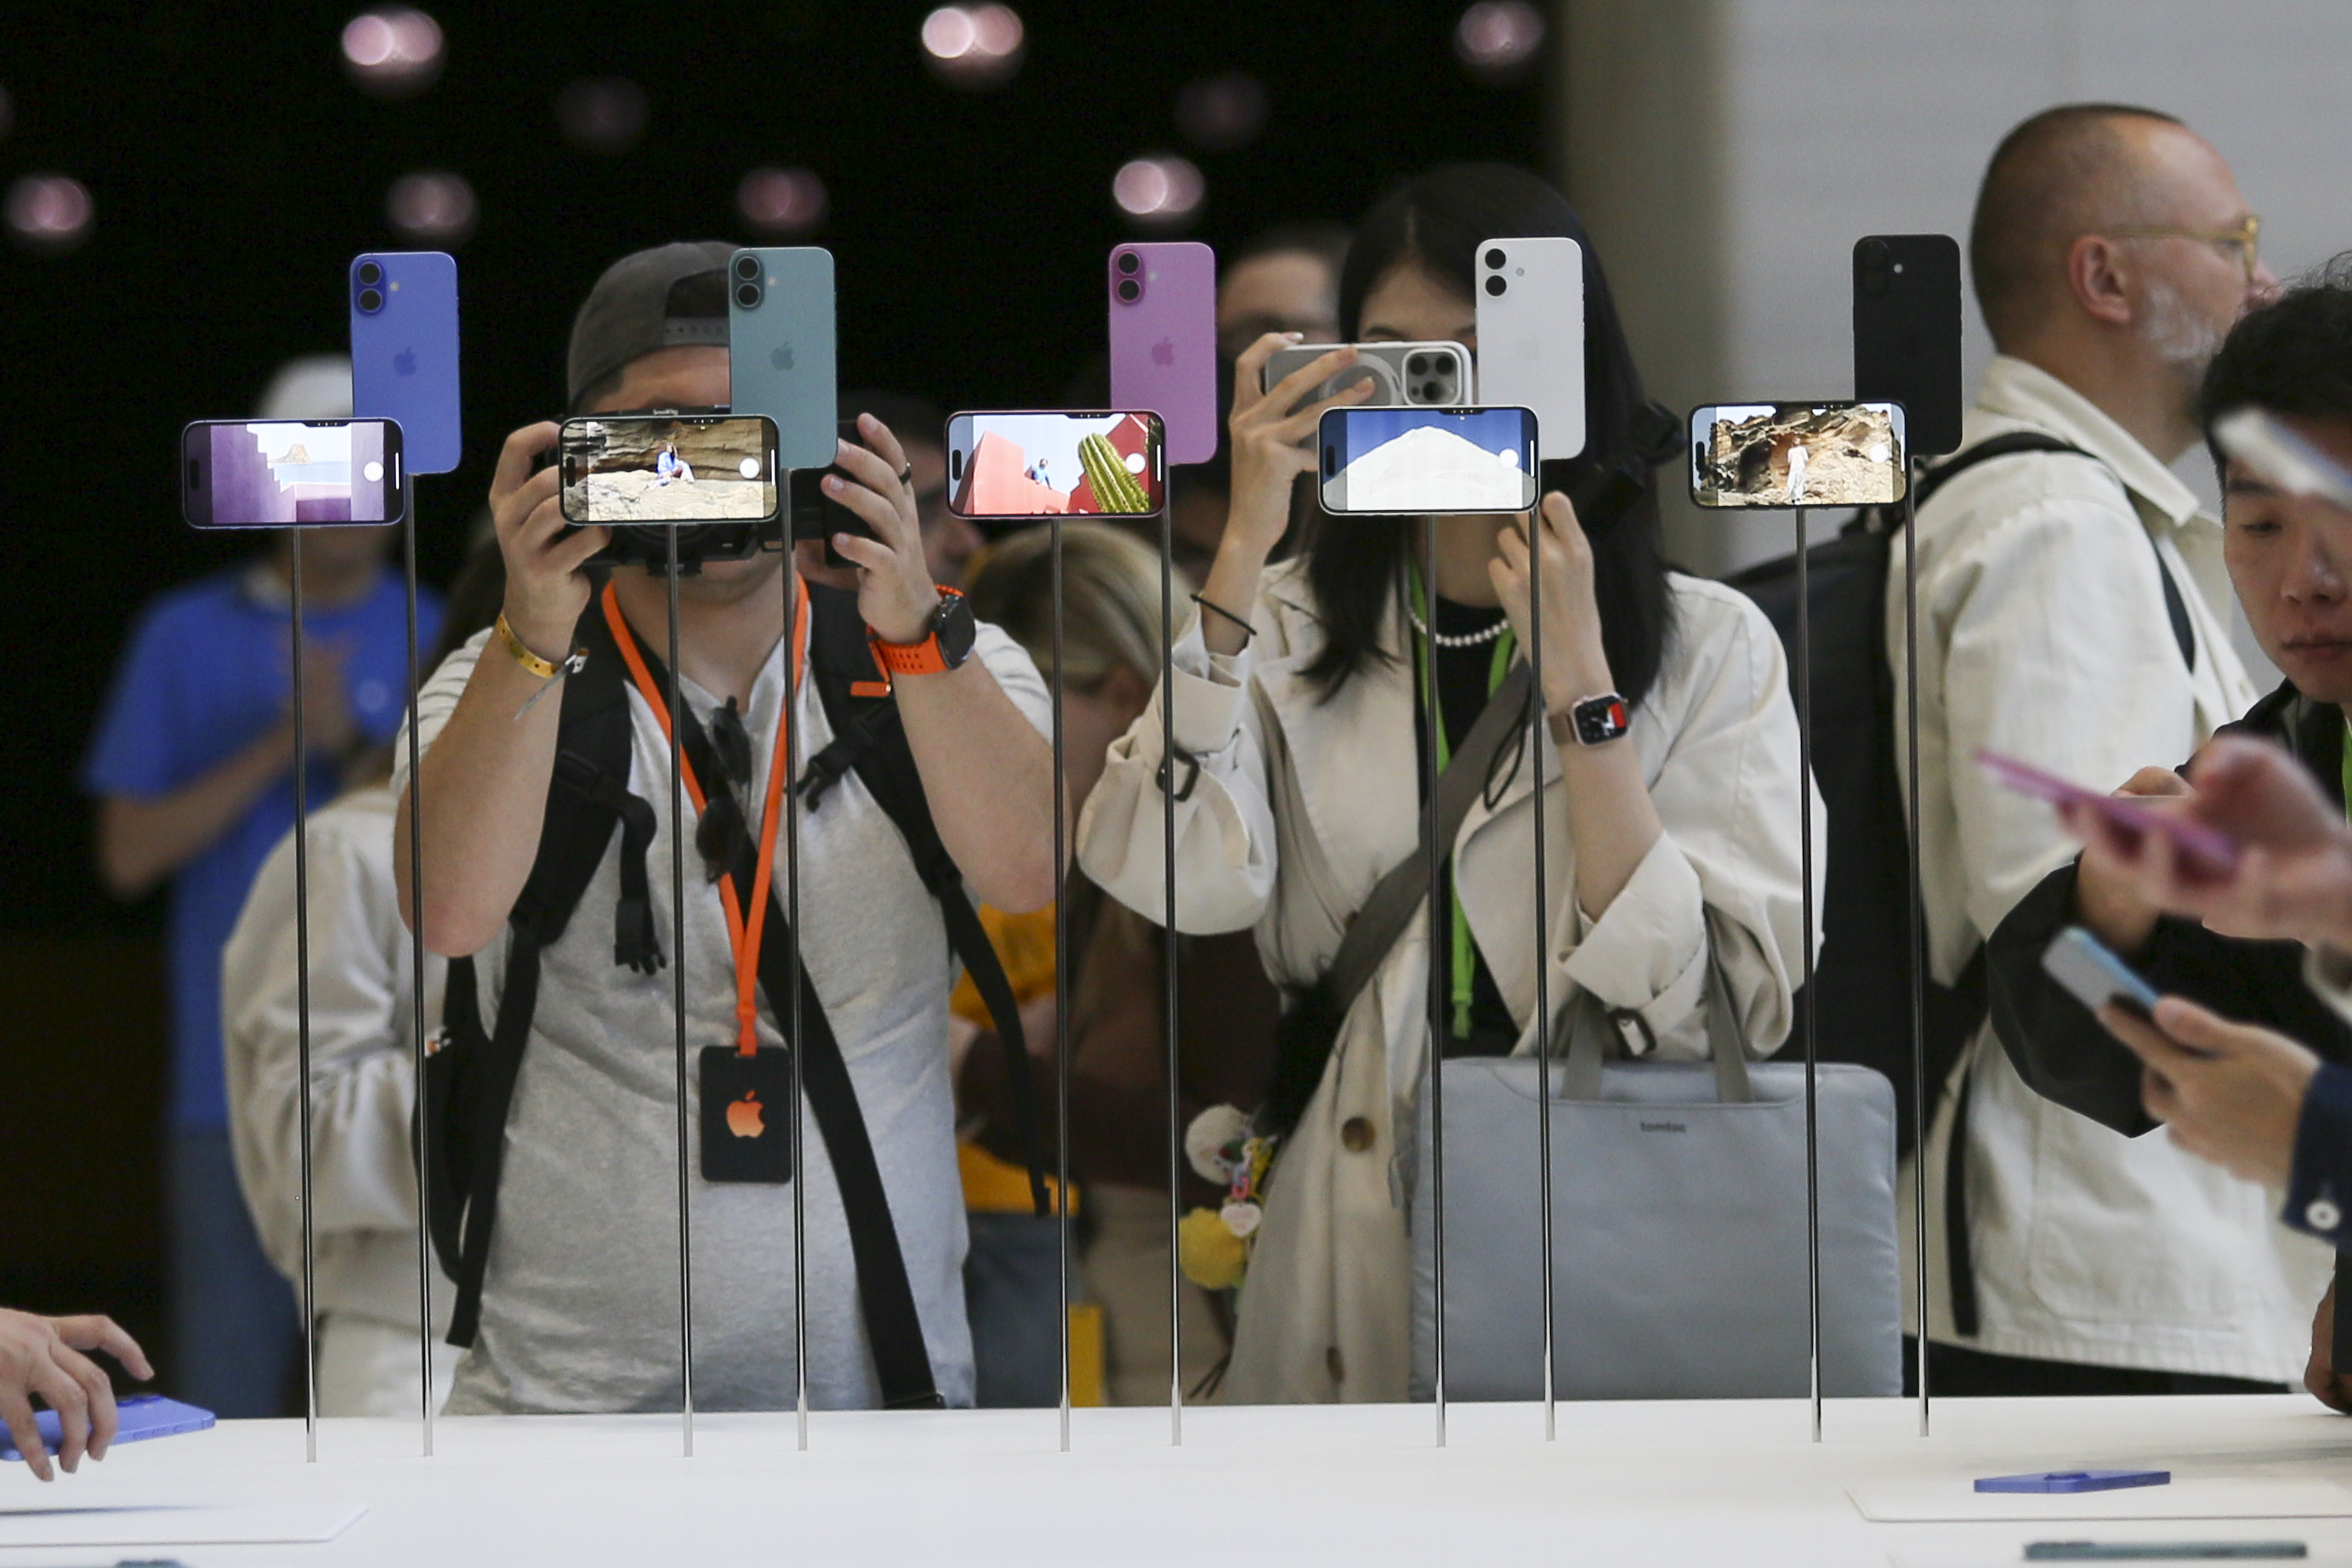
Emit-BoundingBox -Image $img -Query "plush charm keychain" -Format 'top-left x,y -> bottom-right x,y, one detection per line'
1178,1105 -> 1276,1292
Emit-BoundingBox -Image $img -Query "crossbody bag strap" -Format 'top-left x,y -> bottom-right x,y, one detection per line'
443,925 -> 542,1349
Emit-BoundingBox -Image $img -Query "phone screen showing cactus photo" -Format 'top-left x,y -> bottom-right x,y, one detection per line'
946,411 -> 1166,518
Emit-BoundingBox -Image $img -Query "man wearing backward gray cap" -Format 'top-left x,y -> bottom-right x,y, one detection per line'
393,241 -> 1057,1413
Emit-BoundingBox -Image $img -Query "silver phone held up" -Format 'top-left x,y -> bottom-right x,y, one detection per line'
1261,340 -> 1474,412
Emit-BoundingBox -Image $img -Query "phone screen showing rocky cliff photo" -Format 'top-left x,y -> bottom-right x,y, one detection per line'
559,414 -> 779,525
1690,401 -> 1906,508
946,412 -> 1165,518
1317,406 -> 1540,514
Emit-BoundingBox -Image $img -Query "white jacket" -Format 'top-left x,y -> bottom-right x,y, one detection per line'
1890,354 -> 2331,1380
222,785 -> 453,1338
1077,561 -> 1822,1401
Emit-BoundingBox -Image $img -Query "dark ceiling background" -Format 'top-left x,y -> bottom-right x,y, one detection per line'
0,0 -> 1548,935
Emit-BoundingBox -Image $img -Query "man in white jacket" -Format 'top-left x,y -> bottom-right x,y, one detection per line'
1893,101 -> 2308,1391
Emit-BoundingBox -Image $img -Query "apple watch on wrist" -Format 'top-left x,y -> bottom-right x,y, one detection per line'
1548,691 -> 1631,747
869,586 -> 977,678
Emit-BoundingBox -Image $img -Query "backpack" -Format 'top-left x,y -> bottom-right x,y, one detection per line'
1725,430 -> 2195,1159
421,579 -> 1045,1410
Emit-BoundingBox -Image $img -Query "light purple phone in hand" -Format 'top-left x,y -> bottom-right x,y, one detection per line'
1108,241 -> 1218,466
1976,747 -> 2240,872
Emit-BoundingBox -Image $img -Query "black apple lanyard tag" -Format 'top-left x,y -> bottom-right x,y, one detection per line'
700,1045 -> 794,1183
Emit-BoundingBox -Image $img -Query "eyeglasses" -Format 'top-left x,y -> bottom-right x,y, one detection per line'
2104,214 -> 2263,285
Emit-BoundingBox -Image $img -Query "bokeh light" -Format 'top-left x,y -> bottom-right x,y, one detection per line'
386,170 -> 474,244
6,174 -> 94,254
1455,0 -> 1545,82
1175,72 -> 1268,152
1112,156 -> 1204,230
737,168 -> 829,237
921,4 -> 1025,89
341,7 -> 444,98
556,77 -> 648,153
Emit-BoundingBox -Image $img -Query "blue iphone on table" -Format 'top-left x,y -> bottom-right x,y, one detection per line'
349,251 -> 462,474
728,247 -> 838,471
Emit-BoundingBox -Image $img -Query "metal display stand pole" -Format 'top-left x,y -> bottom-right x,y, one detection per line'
1902,480 -> 1930,1436
666,531 -> 696,1457
290,537 -> 319,1463
401,505 -> 435,1456
1423,513 -> 1449,1449
786,536 -> 809,1454
1795,507 -> 1821,1445
1159,506 -> 1183,1446
1530,508 -> 1554,1440
1054,520 -> 1073,1454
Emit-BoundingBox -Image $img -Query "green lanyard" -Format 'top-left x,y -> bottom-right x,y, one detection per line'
1407,563 -> 1517,1038
2341,719 -> 2351,822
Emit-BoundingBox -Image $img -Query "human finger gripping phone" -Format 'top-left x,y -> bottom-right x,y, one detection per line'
1262,341 -> 1474,410
1689,401 -> 1907,508
349,250 -> 463,475
0,1395 -> 214,1462
728,247 -> 838,471
1318,406 -> 1538,515
1976,747 -> 2240,873
1852,235 -> 1962,459
1476,237 -> 1585,460
182,418 -> 406,527
1108,241 -> 1218,466
946,411 -> 1165,519
2042,926 -> 2162,1021
559,412 -> 779,526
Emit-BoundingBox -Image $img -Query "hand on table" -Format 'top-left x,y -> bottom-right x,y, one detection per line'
0,1310 -> 152,1482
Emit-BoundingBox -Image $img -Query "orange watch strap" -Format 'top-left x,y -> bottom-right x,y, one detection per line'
867,586 -> 963,678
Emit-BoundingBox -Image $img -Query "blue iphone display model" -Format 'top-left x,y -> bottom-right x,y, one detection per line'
728,247 -> 838,471
1,1395 -> 215,1462
349,251 -> 462,474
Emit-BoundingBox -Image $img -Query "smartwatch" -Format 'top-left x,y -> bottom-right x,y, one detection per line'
1550,691 -> 1631,747
870,586 -> 977,677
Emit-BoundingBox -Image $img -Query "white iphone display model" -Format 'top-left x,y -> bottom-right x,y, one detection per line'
1475,236 -> 1585,461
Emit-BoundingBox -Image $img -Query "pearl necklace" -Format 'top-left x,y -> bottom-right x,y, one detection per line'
1406,604 -> 1509,649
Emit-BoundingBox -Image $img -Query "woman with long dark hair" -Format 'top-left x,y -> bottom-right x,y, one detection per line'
1077,165 -> 1819,1403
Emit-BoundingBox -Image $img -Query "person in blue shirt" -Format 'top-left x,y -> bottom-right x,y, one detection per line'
82,358 -> 443,1416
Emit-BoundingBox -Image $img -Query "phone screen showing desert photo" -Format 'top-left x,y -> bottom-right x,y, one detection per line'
1319,406 -> 1539,514
560,415 -> 778,524
949,412 -> 1164,518
207,421 -> 393,526
1690,401 -> 1906,508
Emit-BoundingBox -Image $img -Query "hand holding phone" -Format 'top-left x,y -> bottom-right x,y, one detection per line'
2042,926 -> 2163,1020
1977,748 -> 2239,873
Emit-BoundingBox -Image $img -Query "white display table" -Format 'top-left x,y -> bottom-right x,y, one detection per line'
7,1395 -> 2352,1565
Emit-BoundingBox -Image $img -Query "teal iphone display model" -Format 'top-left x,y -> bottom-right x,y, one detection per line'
728,247 -> 838,471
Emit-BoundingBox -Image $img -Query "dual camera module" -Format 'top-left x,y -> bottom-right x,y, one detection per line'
733,253 -> 764,310
1854,238 -> 1907,298
1113,248 -> 1144,304
355,258 -> 384,314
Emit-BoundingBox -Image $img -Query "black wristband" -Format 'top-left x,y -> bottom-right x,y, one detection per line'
1190,592 -> 1256,645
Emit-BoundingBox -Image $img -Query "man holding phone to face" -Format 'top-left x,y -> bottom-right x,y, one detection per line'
1988,263 -> 2352,1409
1892,103 -> 2294,1395
393,243 -> 1056,1413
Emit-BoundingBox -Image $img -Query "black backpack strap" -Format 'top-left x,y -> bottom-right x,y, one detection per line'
799,584 -> 1052,1219
1913,430 -> 2195,670
427,599 -> 650,1349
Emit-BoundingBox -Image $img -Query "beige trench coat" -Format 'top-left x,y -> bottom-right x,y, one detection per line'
1076,560 -> 1823,1403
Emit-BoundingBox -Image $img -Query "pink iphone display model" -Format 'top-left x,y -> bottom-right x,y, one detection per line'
1975,748 -> 2238,872
1108,241 -> 1217,466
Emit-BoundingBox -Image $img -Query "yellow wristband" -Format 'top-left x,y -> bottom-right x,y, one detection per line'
496,612 -> 577,681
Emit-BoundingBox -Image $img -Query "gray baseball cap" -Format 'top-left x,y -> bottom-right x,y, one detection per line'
565,240 -> 736,408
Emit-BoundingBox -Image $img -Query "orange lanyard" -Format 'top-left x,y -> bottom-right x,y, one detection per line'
601,578 -> 807,1056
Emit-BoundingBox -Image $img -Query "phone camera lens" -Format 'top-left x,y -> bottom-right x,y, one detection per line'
356,260 -> 383,287
733,253 -> 761,281
1484,247 -> 1506,270
357,287 -> 383,313
1115,277 -> 1141,304
1484,276 -> 1507,297
1418,381 -> 1441,401
1406,354 -> 1429,374
1116,251 -> 1140,276
736,281 -> 763,309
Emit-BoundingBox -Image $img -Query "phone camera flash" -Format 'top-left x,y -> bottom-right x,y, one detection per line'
362,460 -> 385,482
737,457 -> 762,479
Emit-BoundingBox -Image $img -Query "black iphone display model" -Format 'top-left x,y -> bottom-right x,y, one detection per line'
1853,234 -> 1963,458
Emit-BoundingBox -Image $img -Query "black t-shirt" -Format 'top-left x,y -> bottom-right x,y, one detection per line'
1415,594 -> 1524,1056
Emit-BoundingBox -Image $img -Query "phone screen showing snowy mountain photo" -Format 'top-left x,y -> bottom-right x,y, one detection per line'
1319,406 -> 1539,514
